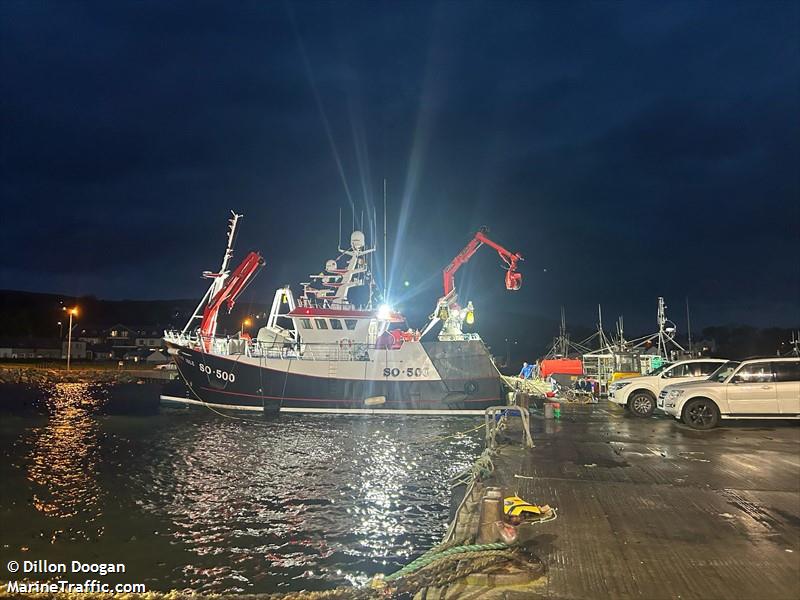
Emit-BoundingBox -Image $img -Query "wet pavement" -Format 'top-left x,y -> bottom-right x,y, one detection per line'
490,403 -> 800,600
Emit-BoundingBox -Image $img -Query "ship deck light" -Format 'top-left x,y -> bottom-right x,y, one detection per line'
377,304 -> 392,320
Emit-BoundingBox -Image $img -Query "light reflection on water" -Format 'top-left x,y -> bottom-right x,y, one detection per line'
1,386 -> 481,594
26,384 -> 103,521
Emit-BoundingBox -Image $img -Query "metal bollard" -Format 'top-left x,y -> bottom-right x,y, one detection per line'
544,403 -> 554,419
477,487 -> 505,543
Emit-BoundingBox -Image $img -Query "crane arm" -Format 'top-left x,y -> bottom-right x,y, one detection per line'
199,251 -> 265,344
442,227 -> 523,296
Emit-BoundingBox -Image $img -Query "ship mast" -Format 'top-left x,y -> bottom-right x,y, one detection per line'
181,211 -> 243,334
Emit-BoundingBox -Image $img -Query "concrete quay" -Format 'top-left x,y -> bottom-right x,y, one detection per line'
422,403 -> 800,599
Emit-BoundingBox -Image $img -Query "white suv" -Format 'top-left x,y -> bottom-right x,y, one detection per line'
608,358 -> 727,417
658,357 -> 800,429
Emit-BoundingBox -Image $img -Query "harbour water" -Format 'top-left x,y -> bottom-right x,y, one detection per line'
0,383 -> 482,594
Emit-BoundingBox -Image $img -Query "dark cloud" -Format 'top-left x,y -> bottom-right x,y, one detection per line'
1,1 -> 798,335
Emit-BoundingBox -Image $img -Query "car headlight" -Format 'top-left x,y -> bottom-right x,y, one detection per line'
666,389 -> 685,399
611,382 -> 631,390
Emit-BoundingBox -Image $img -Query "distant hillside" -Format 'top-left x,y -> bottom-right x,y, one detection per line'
1,289 -> 795,361
0,290 -> 269,338
0,289 -> 564,357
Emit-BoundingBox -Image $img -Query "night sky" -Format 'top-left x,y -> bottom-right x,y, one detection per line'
2,1 -> 798,335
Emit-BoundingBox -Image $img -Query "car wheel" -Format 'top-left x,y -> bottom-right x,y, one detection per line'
682,398 -> 720,430
628,391 -> 655,417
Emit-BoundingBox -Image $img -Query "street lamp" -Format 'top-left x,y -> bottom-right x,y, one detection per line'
241,317 -> 252,337
57,321 -> 63,340
63,307 -> 78,370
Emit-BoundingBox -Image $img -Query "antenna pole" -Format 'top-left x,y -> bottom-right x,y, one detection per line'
657,297 -> 666,357
368,205 -> 376,308
373,206 -> 377,250
383,178 -> 388,298
597,304 -> 606,350
685,296 -> 693,355
338,207 -> 342,250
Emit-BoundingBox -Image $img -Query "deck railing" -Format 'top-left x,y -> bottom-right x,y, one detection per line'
164,330 -> 375,362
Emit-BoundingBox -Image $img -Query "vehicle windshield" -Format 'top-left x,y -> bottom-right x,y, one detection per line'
646,363 -> 672,376
709,361 -> 741,383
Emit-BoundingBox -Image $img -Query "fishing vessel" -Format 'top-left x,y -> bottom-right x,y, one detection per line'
161,212 -> 523,415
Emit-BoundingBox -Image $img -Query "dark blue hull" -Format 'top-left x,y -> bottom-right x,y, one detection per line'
163,341 -> 505,414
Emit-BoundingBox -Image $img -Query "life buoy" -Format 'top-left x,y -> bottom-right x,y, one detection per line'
339,339 -> 353,352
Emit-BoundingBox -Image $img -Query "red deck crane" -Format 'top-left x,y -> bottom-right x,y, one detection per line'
423,227 -> 523,341
199,250 -> 265,349
442,226 -> 523,297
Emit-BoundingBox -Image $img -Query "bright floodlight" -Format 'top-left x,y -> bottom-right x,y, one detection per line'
377,304 -> 392,320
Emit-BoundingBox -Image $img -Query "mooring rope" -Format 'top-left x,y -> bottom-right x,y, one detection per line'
184,378 -> 268,425
444,445 -> 496,548
383,541 -> 509,582
392,548 -> 525,595
413,421 -> 486,446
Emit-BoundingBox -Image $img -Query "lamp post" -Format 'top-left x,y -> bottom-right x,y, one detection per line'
57,321 -> 63,340
241,317 -> 252,337
64,307 -> 78,370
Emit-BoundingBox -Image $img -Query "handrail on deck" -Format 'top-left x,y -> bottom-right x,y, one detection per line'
484,405 -> 534,449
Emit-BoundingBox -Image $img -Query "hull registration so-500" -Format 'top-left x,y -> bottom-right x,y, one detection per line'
162,212 -> 524,415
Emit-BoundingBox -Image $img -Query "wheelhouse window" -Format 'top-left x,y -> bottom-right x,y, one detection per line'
300,318 -> 312,329
330,319 -> 343,330
345,319 -> 358,330
616,355 -> 637,373
314,319 -> 328,330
